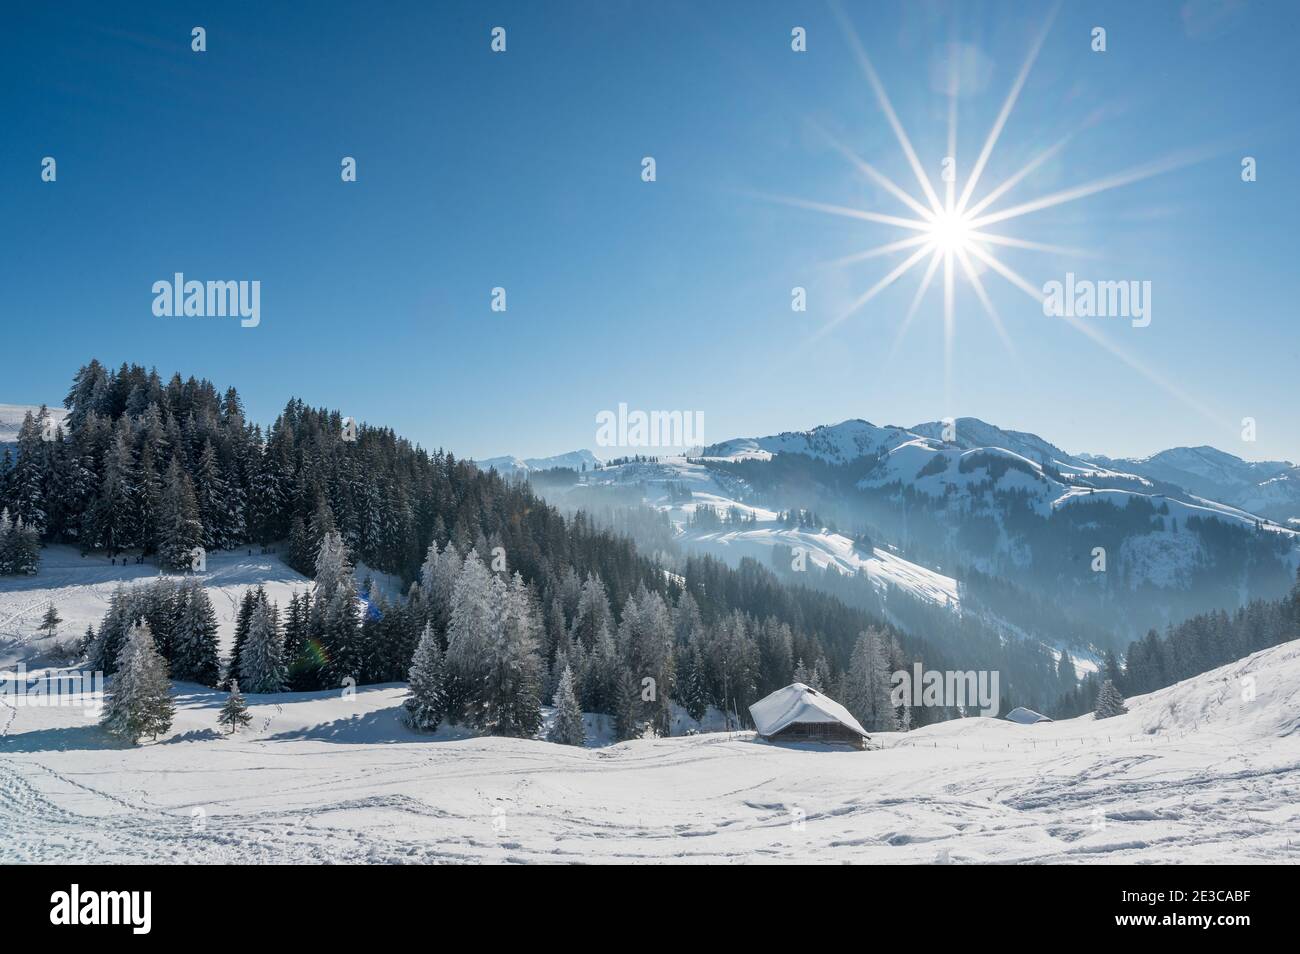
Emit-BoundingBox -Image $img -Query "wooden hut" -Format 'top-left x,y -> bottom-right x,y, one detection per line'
749,683 -> 870,749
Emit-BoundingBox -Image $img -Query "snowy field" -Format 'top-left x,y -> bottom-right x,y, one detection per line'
2,632 -> 1296,863
0,547 -> 312,668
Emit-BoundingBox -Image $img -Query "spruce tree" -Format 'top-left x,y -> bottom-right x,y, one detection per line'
547,665 -> 585,746
226,586 -> 261,688
102,622 -> 175,744
444,550 -> 494,723
219,680 -> 253,734
38,603 -> 62,640
171,580 -> 220,686
157,456 -> 203,570
403,622 -> 446,731
240,597 -> 286,693
482,572 -> 543,737
1093,679 -> 1129,720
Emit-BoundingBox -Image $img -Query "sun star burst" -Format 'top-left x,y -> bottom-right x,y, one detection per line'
761,1 -> 1226,427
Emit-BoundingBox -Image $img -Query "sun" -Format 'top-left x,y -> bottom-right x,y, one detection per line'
752,2 -> 1224,427
927,208 -> 976,254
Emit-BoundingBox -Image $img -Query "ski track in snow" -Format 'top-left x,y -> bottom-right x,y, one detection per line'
3,547 -> 1298,864
2,639 -> 1298,863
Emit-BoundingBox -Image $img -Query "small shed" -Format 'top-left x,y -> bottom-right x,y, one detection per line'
749,683 -> 870,749
1005,706 -> 1053,724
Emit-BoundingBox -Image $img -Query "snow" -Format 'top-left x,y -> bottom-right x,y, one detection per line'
573,454 -> 962,610
749,683 -> 868,738
688,526 -> 961,607
706,419 -> 915,465
2,636 -> 1297,863
476,450 -> 601,476
0,545 -> 311,667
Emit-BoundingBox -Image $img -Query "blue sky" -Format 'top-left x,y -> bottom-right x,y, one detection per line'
3,0 -> 1298,462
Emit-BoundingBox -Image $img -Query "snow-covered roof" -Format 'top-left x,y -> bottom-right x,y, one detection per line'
1005,706 -> 1053,724
749,683 -> 869,739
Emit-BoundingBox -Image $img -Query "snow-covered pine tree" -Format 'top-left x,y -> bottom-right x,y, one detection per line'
844,629 -> 896,732
428,539 -> 463,635
403,622 -> 446,731
240,596 -> 286,693
548,664 -> 585,746
0,508 -> 13,575
226,586 -> 261,688
194,439 -> 231,552
444,549 -> 494,723
571,573 -> 612,653
87,584 -> 133,675
322,577 -> 363,686
617,589 -> 675,737
1,514 -> 41,575
313,528 -> 350,604
482,572 -> 543,737
1093,679 -> 1129,720
281,591 -> 307,665
219,679 -> 253,734
171,580 -> 221,686
157,456 -> 203,570
287,516 -> 313,576
38,603 -> 62,639
101,622 -> 175,744
10,410 -> 49,536
677,641 -> 707,723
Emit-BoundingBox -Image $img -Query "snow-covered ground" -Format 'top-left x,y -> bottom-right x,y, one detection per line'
578,455 -> 963,610
0,546 -> 311,667
2,632 -> 1296,863
688,526 -> 961,607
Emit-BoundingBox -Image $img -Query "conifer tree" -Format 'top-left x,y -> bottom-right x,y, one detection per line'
547,665 -> 585,746
157,456 -> 203,570
1093,679 -> 1129,720
226,586 -> 261,688
38,603 -> 62,640
482,572 -> 543,737
444,549 -> 494,723
219,680 -> 253,734
170,580 -> 220,686
240,597 -> 286,693
403,622 -> 446,732
322,578 -> 363,687
102,622 -> 175,744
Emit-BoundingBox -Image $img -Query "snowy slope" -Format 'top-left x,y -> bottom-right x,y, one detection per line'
688,526 -> 960,607
2,637 -> 1296,863
705,419 -> 914,465
577,455 -> 962,610
0,546 -> 311,667
1084,446 -> 1300,524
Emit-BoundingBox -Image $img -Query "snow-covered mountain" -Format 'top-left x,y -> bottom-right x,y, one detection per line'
704,419 -> 916,465
1081,445 -> 1300,525
504,416 -> 1299,646
476,449 -> 601,476
706,416 -> 1296,530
